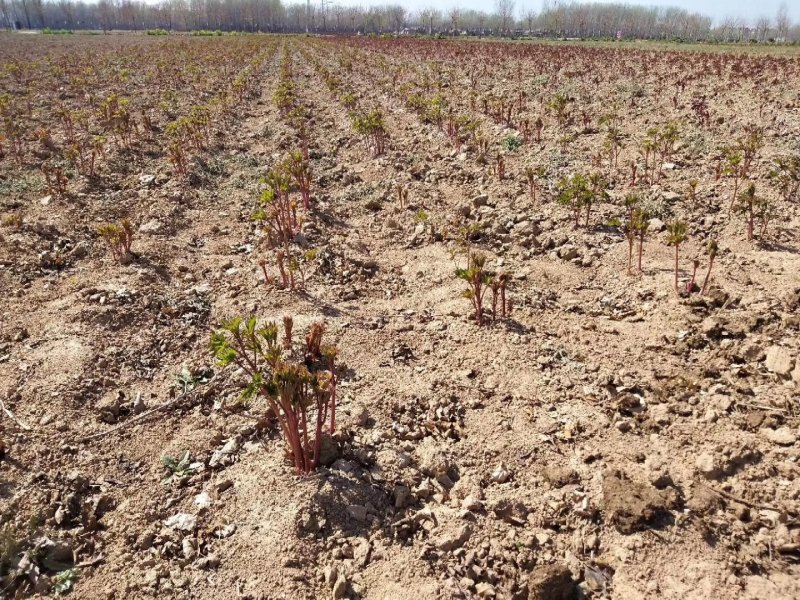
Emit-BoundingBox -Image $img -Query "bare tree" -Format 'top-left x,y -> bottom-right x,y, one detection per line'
521,7 -> 535,33
755,15 -> 771,41
119,0 -> 137,30
58,0 -> 73,28
96,0 -> 114,30
476,10 -> 487,36
448,6 -> 460,34
6,0 -> 723,39
775,2 -> 789,40
495,0 -> 514,36
13,0 -> 29,28
0,0 -> 11,28
29,0 -> 43,27
419,7 -> 439,35
345,5 -> 358,32
389,4 -> 405,32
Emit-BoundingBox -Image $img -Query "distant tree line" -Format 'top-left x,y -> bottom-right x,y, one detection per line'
0,0 -> 797,42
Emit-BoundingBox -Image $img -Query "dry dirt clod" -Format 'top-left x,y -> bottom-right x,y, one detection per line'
164,513 -> 197,532
602,470 -> 679,534
332,574 -> 348,599
696,452 -> 723,480
527,564 -> 578,600
436,524 -> 472,552
765,346 -> 795,376
760,427 -> 797,446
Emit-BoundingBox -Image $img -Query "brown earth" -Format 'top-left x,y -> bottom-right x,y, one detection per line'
0,33 -> 799,599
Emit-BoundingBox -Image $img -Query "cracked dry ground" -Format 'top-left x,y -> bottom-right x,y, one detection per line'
1,36 -> 800,599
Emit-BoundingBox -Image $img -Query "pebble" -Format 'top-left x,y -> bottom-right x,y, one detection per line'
194,492 -> 212,509
696,453 -> 721,479
332,574 -> 348,599
461,496 -> 483,512
760,427 -> 797,446
394,485 -> 411,508
557,244 -> 578,260
164,513 -> 196,532
323,565 -> 338,587
437,524 -> 472,551
765,346 -> 794,376
132,392 -> 146,414
490,464 -> 510,484
346,504 -> 368,522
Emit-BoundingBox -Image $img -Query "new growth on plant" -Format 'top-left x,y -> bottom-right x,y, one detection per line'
524,165 -> 547,202
619,193 -> 640,275
735,182 -> 757,241
768,155 -> 800,205
632,207 -> 649,273
253,160 -> 306,290
287,150 -> 312,210
97,219 -> 134,262
667,220 -> 687,294
350,109 -> 387,157
557,173 -> 608,228
210,317 -> 337,475
456,252 -> 492,326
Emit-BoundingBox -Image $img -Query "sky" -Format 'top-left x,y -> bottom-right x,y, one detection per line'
351,0 -> 800,24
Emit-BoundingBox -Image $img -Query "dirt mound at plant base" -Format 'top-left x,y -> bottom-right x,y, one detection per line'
527,564 -> 578,600
603,469 -> 680,534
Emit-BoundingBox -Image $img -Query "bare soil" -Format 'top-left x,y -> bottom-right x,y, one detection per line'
0,33 -> 799,599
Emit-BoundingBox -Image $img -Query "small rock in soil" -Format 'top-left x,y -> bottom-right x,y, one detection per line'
760,427 -> 797,446
765,346 -> 794,376
164,513 -> 197,532
436,524 -> 472,551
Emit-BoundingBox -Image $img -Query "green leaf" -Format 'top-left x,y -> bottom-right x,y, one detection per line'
52,569 -> 77,595
210,332 -> 237,366
222,317 -> 242,334
242,372 -> 264,400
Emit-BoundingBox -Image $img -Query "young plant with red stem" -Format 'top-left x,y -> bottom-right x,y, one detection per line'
667,220 -> 688,294
632,207 -> 649,273
283,315 -> 293,349
722,146 -> 744,213
396,183 -> 408,209
557,173 -> 591,229
586,172 -> 609,227
97,219 -> 134,262
456,252 -> 493,327
700,240 -> 718,295
490,273 -> 510,321
210,317 -> 336,475
253,165 -> 300,290
524,165 -> 547,202
686,259 -> 700,294
735,182 -> 757,241
621,193 -> 640,275
286,150 -> 312,210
